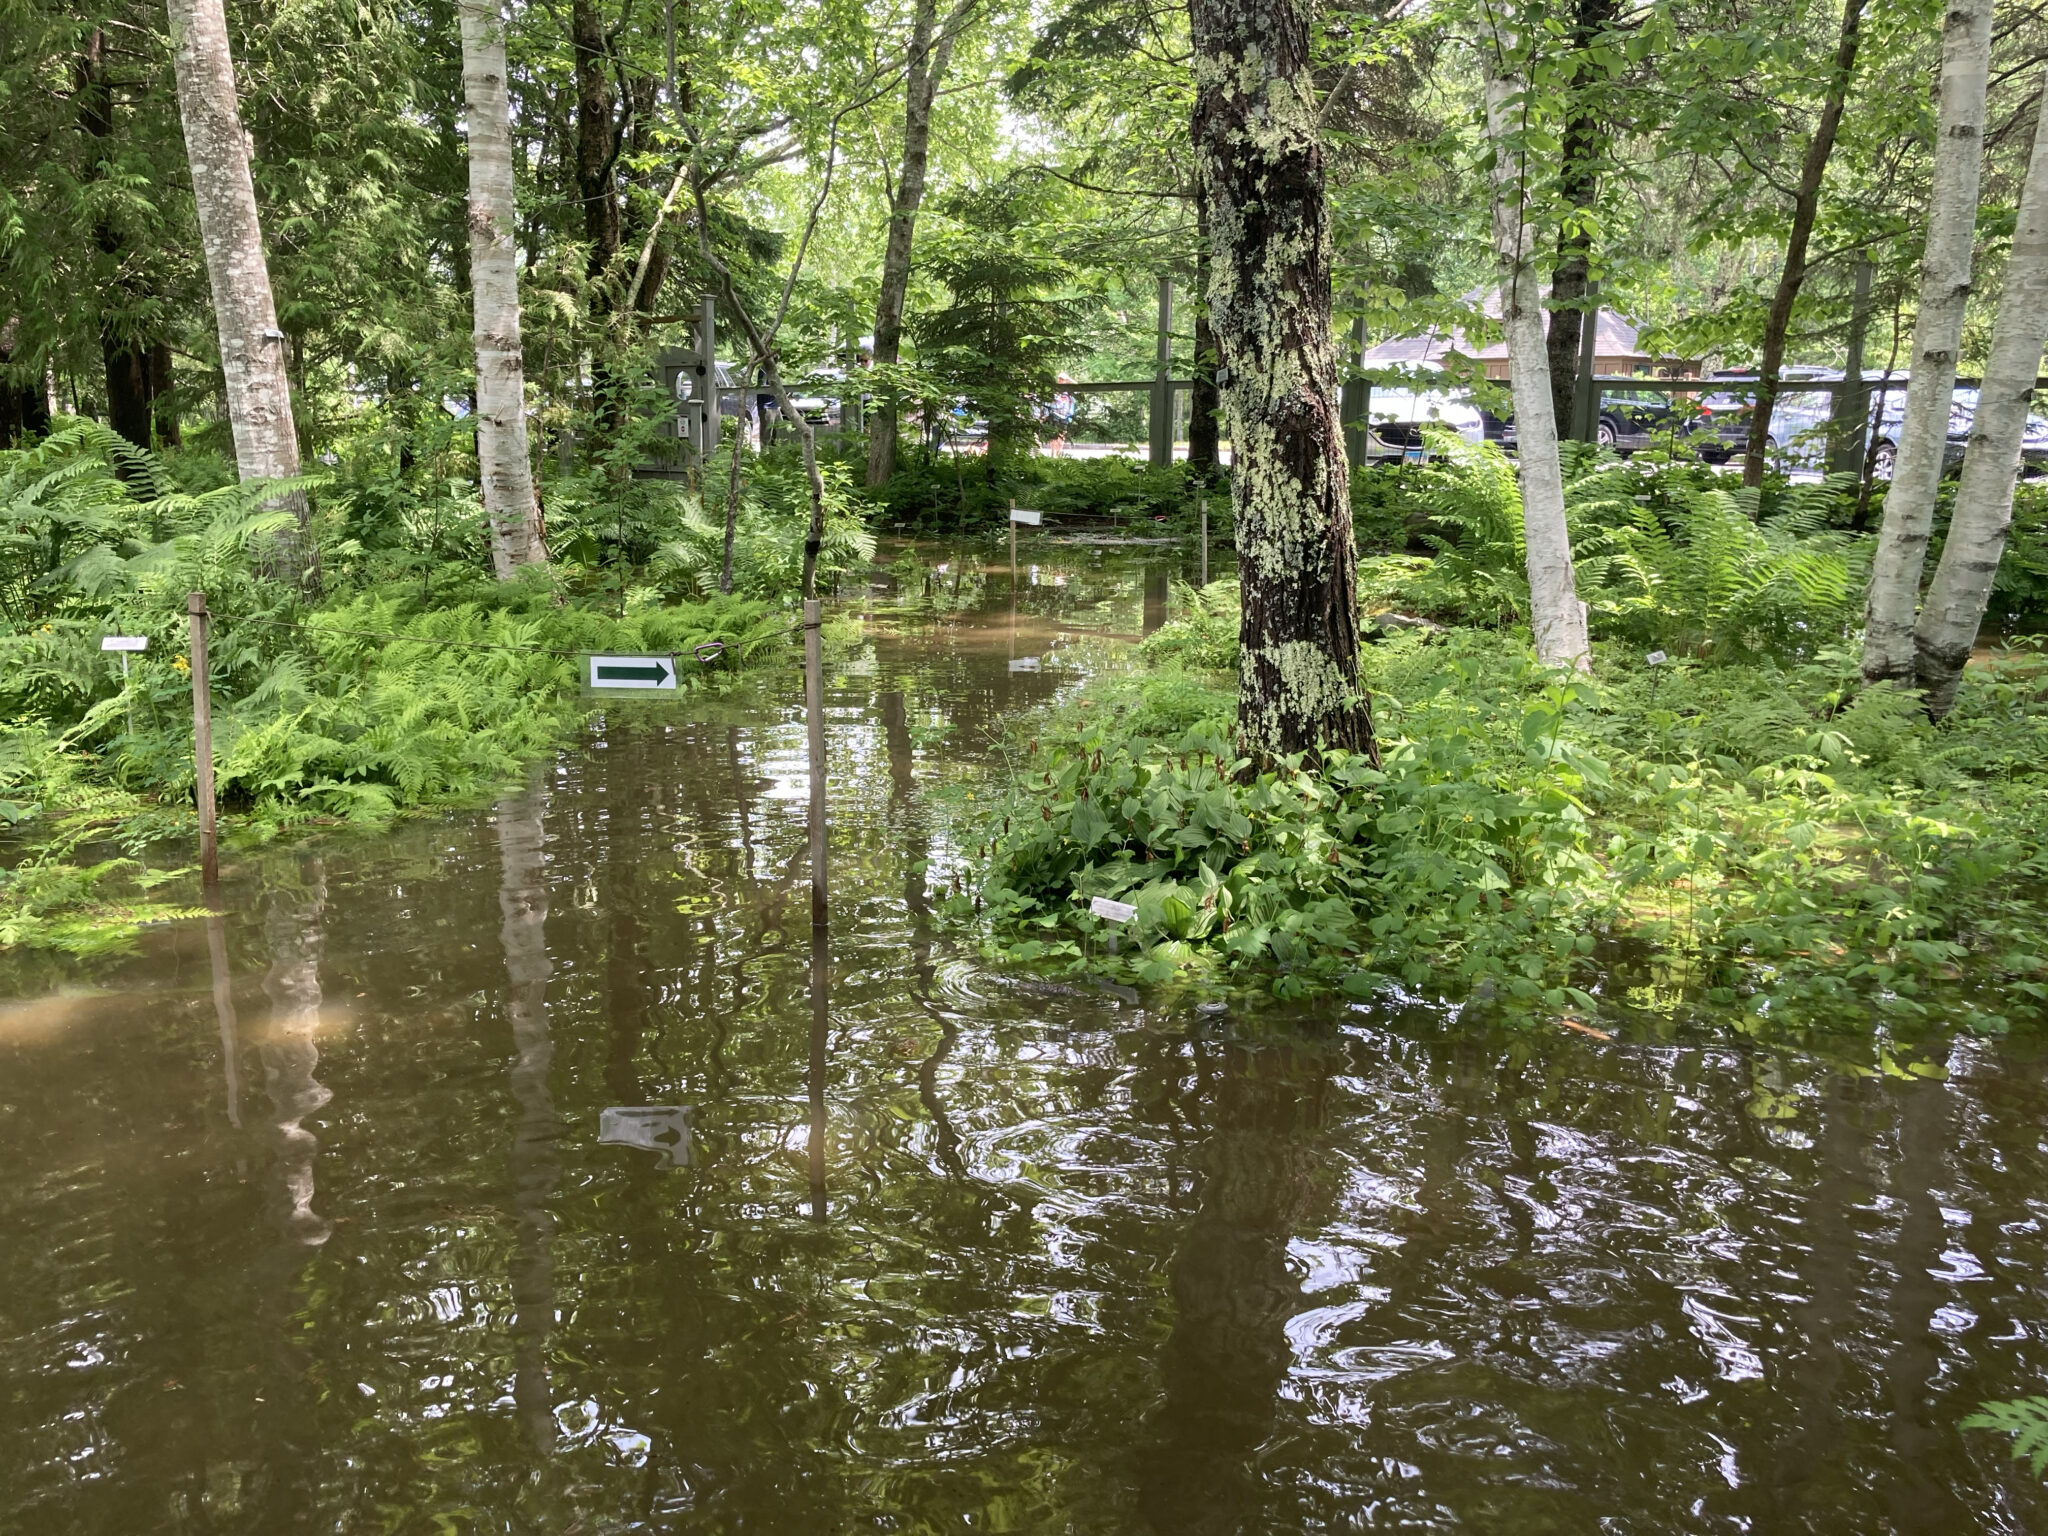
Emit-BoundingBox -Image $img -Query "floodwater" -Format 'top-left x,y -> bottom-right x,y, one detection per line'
4,541 -> 2048,1534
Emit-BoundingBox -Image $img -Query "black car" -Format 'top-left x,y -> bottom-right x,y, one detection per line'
1496,387 -> 1688,455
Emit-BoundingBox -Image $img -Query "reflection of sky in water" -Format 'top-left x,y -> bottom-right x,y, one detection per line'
1,540 -> 2046,1532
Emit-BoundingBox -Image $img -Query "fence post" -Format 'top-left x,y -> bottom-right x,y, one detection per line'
1828,258 -> 1875,477
803,598 -> 828,928
1150,276 -> 1174,466
1570,281 -> 1601,443
1340,315 -> 1371,465
188,591 -> 217,887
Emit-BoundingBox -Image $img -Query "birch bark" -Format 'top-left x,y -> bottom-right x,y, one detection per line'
1914,74 -> 2048,718
1191,0 -> 1376,764
1482,19 -> 1591,673
460,0 -> 545,575
1863,0 -> 1993,682
865,0 -> 965,488
167,0 -> 312,586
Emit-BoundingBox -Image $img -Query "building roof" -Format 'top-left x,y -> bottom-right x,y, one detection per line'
1360,292 -> 1657,369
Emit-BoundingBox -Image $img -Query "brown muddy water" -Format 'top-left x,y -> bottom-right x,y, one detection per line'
4,541 -> 2048,1534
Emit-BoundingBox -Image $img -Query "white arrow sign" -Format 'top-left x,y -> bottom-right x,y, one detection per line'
100,636 -> 148,652
1010,507 -> 1043,526
589,654 -> 678,690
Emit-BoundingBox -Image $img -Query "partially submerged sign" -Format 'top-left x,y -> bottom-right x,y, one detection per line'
1010,507 -> 1043,526
100,636 -> 148,652
1089,895 -> 1137,924
589,654 -> 678,690
599,1105 -> 692,1168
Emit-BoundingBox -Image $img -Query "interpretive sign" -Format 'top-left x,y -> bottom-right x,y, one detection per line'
589,654 -> 678,690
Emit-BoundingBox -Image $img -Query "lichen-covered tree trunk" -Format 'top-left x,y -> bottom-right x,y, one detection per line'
1914,72 -> 2048,719
1190,0 -> 1375,766
1742,0 -> 1869,490
1482,29 -> 1590,673
460,0 -> 545,576
1863,0 -> 1993,683
168,0 -> 313,587
865,0 -> 961,488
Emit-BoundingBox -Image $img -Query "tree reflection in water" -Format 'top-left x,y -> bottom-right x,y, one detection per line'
1138,1039 -> 1329,1534
497,783 -> 560,1456
251,859 -> 331,1527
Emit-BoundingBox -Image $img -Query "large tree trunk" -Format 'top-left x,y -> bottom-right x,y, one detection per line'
1544,0 -> 1618,438
1187,181 -> 1222,483
1742,0 -> 1870,489
1482,27 -> 1591,672
168,0 -> 313,586
76,27 -> 157,459
1914,72 -> 2048,719
865,0 -> 962,488
150,341 -> 182,448
1192,0 -> 1375,765
460,0 -> 546,577
573,0 -> 623,435
1862,0 -> 1993,680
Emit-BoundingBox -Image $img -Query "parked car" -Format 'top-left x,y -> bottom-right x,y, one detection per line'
1863,386 -> 2048,477
1494,387 -> 1695,456
1362,388 -> 1488,461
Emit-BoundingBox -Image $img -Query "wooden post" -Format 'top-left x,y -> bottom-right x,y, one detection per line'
803,598 -> 827,927
1009,500 -> 1018,587
1200,489 -> 1209,586
188,591 -> 218,886
1149,276 -> 1174,466
1571,281 -> 1601,443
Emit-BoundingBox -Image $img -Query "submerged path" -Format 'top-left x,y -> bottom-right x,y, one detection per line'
3,541 -> 2047,1532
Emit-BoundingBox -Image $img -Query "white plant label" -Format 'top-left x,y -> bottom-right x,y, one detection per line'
1089,896 -> 1137,924
1009,657 -> 1041,672
1010,508 -> 1043,526
101,636 -> 149,652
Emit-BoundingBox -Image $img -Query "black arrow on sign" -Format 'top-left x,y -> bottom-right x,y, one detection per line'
595,658 -> 673,685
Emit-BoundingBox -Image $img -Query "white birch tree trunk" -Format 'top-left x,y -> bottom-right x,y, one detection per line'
1914,73 -> 2048,719
460,0 -> 545,576
167,0 -> 312,587
1482,30 -> 1590,673
1862,0 -> 1993,683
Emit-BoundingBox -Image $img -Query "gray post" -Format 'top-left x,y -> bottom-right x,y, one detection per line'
1828,258 -> 1874,477
699,295 -> 720,457
1340,315 -> 1371,465
1200,488 -> 1209,586
1571,281 -> 1601,443
1150,276 -> 1174,466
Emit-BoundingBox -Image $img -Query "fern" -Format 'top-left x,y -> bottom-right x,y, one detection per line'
1962,1397 -> 2048,1478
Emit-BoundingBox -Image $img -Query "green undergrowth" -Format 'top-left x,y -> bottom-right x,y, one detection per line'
954,592 -> 2048,1033
0,420 -> 827,956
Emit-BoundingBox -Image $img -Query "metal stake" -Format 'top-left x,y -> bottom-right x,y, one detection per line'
188,591 -> 217,887
1009,500 -> 1018,587
803,598 -> 828,927
1200,489 -> 1209,586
